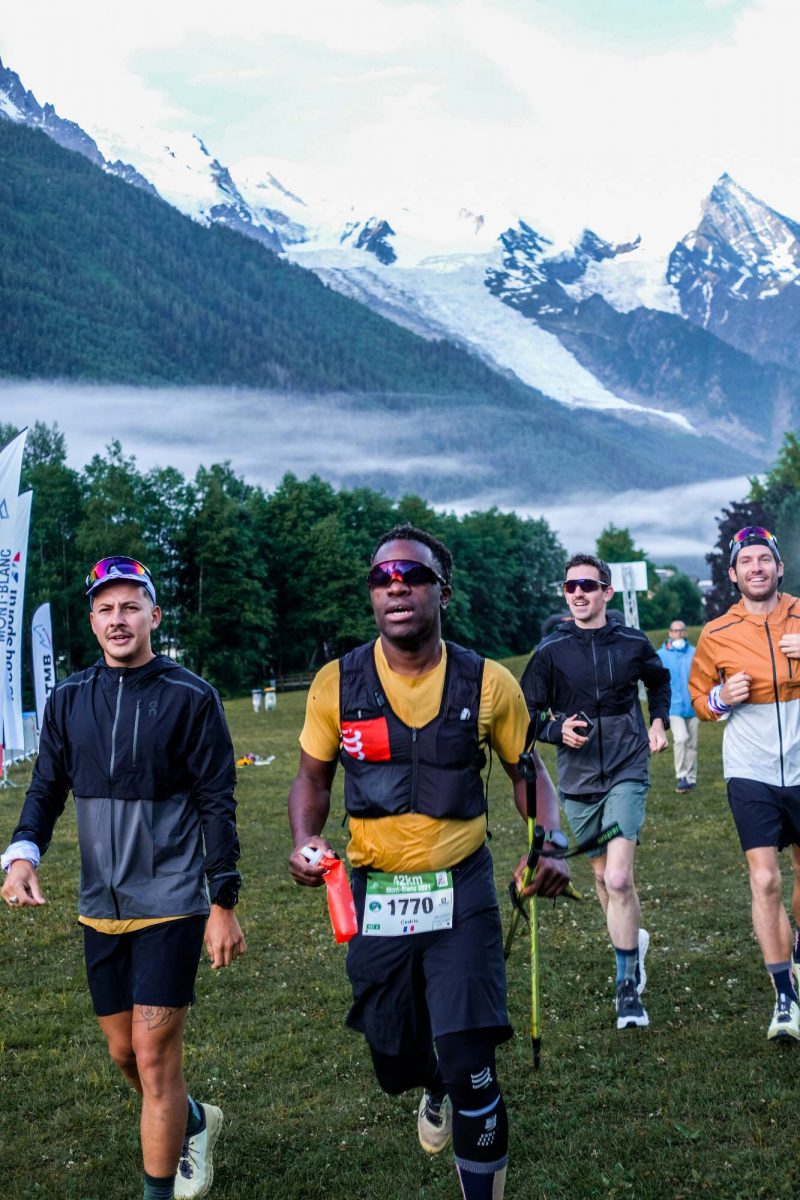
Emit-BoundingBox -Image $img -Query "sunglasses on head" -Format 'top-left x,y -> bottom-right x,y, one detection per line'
86,556 -> 153,588
563,577 -> 610,594
367,559 -> 446,589
729,526 -> 777,549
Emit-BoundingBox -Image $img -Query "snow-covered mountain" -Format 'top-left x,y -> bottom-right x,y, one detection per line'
668,172 -> 800,374
3,55 -> 800,457
0,60 -> 158,197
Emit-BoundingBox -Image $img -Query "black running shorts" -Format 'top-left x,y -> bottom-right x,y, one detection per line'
727,777 -> 800,853
83,916 -> 206,1017
345,845 -> 512,1057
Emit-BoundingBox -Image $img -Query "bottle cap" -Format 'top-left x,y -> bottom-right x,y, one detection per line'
299,845 -> 326,868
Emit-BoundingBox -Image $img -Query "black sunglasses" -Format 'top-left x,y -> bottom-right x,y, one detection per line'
563,577 -> 610,594
367,559 -> 446,589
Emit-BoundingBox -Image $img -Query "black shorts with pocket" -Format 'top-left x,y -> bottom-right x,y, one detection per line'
345,845 -> 512,1057
83,915 -> 206,1017
727,777 -> 800,853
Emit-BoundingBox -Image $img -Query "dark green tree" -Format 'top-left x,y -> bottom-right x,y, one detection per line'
446,509 -> 565,655
178,464 -> 274,692
262,474 -> 342,672
596,523 -> 702,628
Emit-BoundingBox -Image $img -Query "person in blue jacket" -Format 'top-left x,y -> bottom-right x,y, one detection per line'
657,619 -> 698,794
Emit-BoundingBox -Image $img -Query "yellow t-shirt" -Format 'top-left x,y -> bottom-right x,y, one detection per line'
79,915 -> 192,934
299,639 -> 529,872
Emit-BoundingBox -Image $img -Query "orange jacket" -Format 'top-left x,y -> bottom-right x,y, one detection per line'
689,592 -> 800,784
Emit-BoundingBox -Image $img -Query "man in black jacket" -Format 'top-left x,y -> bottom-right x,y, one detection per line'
521,553 -> 670,1031
1,556 -> 245,1200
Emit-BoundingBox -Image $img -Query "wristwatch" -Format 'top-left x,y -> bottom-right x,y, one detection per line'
212,884 -> 239,909
543,830 -> 569,850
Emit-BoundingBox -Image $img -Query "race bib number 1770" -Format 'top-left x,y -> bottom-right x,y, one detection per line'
363,871 -> 454,937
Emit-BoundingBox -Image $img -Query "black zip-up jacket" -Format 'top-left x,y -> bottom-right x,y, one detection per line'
12,655 -> 241,919
521,621 -> 671,797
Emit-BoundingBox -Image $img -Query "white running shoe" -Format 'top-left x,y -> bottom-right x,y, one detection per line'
636,928 -> 650,996
767,993 -> 800,1042
417,1090 -> 453,1154
792,956 -> 800,999
174,1102 -> 224,1199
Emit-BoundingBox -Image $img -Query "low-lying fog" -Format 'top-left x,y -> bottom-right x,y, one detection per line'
1,380 -> 750,576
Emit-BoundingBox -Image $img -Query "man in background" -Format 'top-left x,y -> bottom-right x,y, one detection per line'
689,526 -> 800,1042
658,620 -> 699,794
522,553 -> 670,1032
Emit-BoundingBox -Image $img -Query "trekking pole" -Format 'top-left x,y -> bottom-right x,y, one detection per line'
504,746 -> 584,960
528,818 -> 544,1068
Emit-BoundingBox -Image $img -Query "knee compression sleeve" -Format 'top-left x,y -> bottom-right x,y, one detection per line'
436,1031 -> 508,1174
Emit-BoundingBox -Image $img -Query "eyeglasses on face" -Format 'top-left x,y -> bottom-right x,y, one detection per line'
367,559 -> 446,589
563,577 -> 610,594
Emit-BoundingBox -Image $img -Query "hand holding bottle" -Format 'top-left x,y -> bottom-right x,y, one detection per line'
299,846 -> 358,943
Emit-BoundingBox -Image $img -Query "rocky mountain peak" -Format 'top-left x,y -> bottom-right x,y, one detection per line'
668,173 -> 800,373
340,216 -> 397,264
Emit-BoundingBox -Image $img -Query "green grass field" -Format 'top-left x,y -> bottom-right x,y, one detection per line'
2,648 -> 800,1199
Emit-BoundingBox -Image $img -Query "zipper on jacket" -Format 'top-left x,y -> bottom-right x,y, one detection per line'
108,674 -> 124,919
590,639 -> 606,787
132,699 -> 141,767
764,623 -> 785,786
410,727 -> 419,812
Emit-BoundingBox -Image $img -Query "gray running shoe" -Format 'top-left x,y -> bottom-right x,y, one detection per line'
616,979 -> 649,1029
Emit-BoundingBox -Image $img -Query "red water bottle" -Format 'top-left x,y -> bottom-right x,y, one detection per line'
300,847 -> 358,943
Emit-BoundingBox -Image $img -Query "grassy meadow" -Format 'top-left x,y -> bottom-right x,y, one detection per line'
2,639 -> 800,1199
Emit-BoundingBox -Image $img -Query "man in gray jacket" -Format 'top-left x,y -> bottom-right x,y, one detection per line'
521,553 -> 670,1032
1,556 -> 245,1200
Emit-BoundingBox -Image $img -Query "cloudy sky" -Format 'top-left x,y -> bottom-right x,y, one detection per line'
2,0 -> 799,250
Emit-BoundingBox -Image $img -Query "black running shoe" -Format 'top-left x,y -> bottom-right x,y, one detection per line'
616,979 -> 649,1029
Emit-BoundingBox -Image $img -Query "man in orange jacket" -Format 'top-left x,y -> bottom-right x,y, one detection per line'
689,526 -> 800,1042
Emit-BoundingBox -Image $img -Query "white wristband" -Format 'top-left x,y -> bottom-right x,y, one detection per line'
1,840 -> 41,872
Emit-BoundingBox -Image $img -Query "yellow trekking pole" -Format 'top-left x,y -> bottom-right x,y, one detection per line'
528,819 -> 544,1067
504,745 -> 586,1067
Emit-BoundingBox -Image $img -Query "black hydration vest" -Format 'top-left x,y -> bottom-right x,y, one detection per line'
339,641 -> 488,820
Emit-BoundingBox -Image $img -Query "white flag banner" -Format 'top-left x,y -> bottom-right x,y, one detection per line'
32,602 -> 56,732
0,428 -> 27,750
3,490 -> 32,753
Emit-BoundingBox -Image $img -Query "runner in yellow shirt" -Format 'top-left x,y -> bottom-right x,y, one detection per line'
288,524 -> 569,1200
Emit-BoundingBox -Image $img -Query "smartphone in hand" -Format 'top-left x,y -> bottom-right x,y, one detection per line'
576,710 -> 595,735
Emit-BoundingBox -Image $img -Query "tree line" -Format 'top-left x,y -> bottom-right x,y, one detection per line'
13,421 -> 771,699
4,423 -> 573,697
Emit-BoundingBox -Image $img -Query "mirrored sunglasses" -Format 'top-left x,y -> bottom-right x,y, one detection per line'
86,556 -> 153,589
729,526 -> 777,549
367,559 -> 446,589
